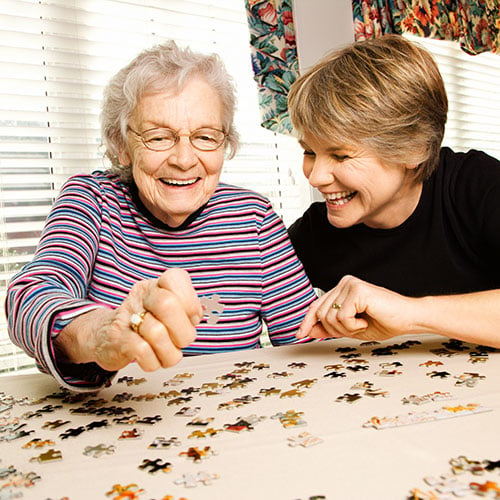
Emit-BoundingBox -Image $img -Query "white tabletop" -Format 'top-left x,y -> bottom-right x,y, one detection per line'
1,334 -> 499,500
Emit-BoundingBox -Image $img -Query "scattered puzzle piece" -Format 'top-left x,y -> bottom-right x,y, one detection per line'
118,428 -> 143,440
148,436 -> 181,449
174,471 -> 219,488
470,480 -> 500,497
179,446 -> 216,463
423,474 -> 470,496
138,458 -> 172,474
364,404 -> 491,429
288,432 -> 323,448
22,438 -> 55,449
59,426 -> 86,439
291,378 -> 317,389
42,419 -> 71,430
106,483 -> 144,500
83,443 -> 116,458
29,448 -> 62,463
271,410 -> 307,428
280,389 -> 306,399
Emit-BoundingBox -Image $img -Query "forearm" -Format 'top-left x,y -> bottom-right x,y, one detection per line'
407,290 -> 500,347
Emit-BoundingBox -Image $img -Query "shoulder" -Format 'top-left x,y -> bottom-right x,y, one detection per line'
288,202 -> 327,237
60,170 -> 130,200
436,147 -> 500,198
209,183 -> 274,214
438,147 -> 500,181
212,183 -> 271,203
62,170 -> 126,190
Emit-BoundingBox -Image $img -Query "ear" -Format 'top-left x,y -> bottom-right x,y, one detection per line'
404,162 -> 420,171
118,148 -> 131,167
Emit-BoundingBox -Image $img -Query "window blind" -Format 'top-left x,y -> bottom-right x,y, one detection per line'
0,0 -> 308,375
404,34 -> 500,160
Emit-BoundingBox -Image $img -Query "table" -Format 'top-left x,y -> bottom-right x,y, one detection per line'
1,334 -> 499,500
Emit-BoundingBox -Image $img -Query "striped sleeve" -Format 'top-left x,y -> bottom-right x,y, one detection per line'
6,175 -> 115,390
259,204 -> 317,346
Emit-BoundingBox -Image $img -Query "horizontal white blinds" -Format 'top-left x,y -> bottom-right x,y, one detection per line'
405,34 -> 500,160
0,0 -> 308,375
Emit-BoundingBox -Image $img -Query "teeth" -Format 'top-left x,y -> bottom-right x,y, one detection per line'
162,178 -> 197,186
324,191 -> 356,206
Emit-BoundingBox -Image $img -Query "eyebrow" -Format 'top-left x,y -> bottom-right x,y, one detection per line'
298,140 -> 348,154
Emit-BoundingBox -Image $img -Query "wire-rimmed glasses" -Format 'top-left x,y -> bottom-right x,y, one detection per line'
127,126 -> 227,152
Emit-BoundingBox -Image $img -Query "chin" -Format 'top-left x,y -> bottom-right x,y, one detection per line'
327,214 -> 356,229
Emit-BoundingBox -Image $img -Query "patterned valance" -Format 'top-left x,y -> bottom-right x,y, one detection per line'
352,0 -> 500,55
246,0 -> 500,134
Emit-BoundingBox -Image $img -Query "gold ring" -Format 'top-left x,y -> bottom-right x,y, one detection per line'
129,311 -> 146,333
331,303 -> 342,310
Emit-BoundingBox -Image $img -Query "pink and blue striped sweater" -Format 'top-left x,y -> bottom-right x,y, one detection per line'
6,171 -> 316,390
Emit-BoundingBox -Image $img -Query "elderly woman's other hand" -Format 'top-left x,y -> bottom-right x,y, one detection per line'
296,275 -> 417,342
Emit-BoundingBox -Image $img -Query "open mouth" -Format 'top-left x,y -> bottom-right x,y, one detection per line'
324,190 -> 357,206
160,178 -> 199,187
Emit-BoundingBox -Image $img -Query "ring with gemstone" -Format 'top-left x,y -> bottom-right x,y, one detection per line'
129,311 -> 146,333
331,303 -> 342,310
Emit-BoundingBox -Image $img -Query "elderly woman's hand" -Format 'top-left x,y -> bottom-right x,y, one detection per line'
98,268 -> 203,371
296,275 -> 417,342
57,268 -> 203,372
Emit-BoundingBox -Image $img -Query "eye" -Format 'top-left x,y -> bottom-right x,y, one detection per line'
144,129 -> 176,144
332,154 -> 349,162
302,149 -> 315,157
194,132 -> 217,144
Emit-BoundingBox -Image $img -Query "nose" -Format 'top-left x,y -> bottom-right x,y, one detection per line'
167,137 -> 198,170
305,157 -> 335,188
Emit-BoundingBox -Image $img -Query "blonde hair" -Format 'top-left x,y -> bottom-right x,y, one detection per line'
101,40 -> 239,181
288,35 -> 447,181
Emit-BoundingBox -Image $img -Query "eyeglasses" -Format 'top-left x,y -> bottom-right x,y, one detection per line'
127,126 -> 227,152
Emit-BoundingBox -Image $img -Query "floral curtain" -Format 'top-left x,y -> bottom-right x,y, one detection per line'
245,0 -> 297,134
245,0 -> 499,134
352,0 -> 500,55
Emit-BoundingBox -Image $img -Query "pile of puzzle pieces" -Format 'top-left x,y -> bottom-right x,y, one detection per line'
0,337 -> 498,499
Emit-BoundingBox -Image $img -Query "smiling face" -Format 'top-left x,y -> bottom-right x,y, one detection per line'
300,133 -> 423,229
119,78 -> 225,227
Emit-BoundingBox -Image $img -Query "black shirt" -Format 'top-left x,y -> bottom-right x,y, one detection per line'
288,148 -> 500,296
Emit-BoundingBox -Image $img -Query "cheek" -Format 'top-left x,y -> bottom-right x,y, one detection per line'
302,159 -> 313,179
204,154 -> 224,176
134,151 -> 162,174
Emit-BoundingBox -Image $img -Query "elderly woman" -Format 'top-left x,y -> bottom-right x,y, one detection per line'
6,41 -> 316,390
287,35 -> 500,348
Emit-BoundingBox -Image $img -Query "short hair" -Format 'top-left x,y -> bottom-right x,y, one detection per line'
288,35 -> 448,182
101,40 -> 239,181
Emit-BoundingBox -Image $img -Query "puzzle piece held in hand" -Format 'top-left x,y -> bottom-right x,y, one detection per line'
200,294 -> 224,324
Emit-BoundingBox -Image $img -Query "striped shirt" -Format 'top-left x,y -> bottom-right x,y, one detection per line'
6,171 -> 316,390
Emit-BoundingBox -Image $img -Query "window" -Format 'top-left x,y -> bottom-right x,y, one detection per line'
405,34 -> 500,160
0,0 -> 309,375
2,4 -> 499,375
